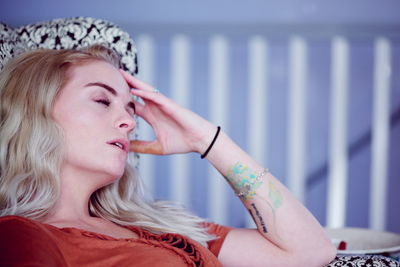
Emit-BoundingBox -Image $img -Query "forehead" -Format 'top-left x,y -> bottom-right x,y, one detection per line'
64,60 -> 130,93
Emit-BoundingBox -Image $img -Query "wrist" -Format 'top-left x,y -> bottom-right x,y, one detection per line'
192,124 -> 220,155
200,126 -> 221,159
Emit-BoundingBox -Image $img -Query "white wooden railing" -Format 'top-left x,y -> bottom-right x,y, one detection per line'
133,30 -> 395,231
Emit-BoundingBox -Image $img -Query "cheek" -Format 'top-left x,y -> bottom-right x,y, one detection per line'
55,103 -> 100,133
56,110 -> 103,155
53,92 -> 99,130
62,127 -> 103,169
63,117 -> 100,147
52,97 -> 110,159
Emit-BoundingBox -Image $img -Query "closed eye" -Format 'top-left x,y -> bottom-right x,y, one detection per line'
95,99 -> 111,106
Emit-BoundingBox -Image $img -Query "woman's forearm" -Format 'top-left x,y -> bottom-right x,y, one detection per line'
204,129 -> 332,253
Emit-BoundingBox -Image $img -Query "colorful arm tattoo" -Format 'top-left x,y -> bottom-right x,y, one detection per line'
225,162 -> 284,238
225,162 -> 267,200
268,180 -> 283,209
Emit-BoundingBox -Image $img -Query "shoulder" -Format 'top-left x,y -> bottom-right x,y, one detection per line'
0,215 -> 67,266
0,215 -> 42,228
0,215 -> 50,240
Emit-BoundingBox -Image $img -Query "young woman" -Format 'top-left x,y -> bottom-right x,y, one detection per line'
0,45 -> 336,266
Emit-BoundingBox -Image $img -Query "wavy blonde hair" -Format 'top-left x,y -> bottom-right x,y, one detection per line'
0,45 -> 214,246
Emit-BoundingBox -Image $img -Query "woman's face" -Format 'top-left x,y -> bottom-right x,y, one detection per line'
52,60 -> 136,186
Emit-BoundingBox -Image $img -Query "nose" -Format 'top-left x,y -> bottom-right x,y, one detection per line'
116,112 -> 136,133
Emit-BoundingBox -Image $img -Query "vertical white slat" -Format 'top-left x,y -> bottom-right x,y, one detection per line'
136,34 -> 156,194
208,35 -> 230,225
245,36 -> 268,228
327,36 -> 349,228
287,36 -> 308,203
370,37 -> 391,231
170,35 -> 191,205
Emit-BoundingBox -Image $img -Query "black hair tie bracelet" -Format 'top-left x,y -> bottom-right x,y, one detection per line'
201,126 -> 221,159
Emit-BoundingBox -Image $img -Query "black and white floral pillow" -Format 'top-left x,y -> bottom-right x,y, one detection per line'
0,23 -> 26,69
0,17 -> 138,75
326,254 -> 399,267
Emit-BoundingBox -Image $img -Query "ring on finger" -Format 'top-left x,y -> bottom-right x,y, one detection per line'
152,88 -> 160,94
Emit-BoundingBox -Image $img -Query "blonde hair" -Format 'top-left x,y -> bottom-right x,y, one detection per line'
0,45 -> 214,246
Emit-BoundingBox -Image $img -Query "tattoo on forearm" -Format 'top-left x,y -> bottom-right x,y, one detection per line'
225,162 -> 265,200
225,162 -> 284,238
249,203 -> 268,233
256,182 -> 283,239
268,181 -> 283,209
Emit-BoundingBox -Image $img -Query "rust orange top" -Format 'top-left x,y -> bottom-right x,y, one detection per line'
0,216 -> 232,266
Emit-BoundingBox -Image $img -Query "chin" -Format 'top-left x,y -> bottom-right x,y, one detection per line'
95,164 -> 125,184
97,170 -> 125,189
110,166 -> 127,179
103,160 -> 126,175
105,167 -> 125,180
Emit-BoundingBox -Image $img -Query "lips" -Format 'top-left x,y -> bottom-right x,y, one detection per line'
107,139 -> 129,153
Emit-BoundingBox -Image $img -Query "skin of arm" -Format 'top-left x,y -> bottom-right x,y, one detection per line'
121,72 -> 336,267
204,130 -> 337,267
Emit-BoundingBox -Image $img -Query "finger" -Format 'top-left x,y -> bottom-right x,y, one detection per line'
129,139 -> 164,155
120,70 -> 155,92
132,100 -> 155,126
132,99 -> 145,116
130,88 -> 168,107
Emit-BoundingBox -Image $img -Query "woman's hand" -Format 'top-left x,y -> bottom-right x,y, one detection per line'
120,70 -> 216,155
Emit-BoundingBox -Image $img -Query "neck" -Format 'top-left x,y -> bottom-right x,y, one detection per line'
44,165 -> 116,225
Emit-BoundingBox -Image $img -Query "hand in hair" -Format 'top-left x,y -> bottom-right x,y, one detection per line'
120,70 -> 218,156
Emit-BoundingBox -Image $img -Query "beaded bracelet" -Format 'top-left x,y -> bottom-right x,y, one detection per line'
200,126 -> 221,159
236,168 -> 269,198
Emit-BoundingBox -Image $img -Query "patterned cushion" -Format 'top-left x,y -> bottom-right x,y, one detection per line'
0,17 -> 138,75
0,23 -> 25,69
326,254 -> 399,267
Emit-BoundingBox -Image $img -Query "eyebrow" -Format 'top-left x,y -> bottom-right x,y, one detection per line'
85,82 -> 136,113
